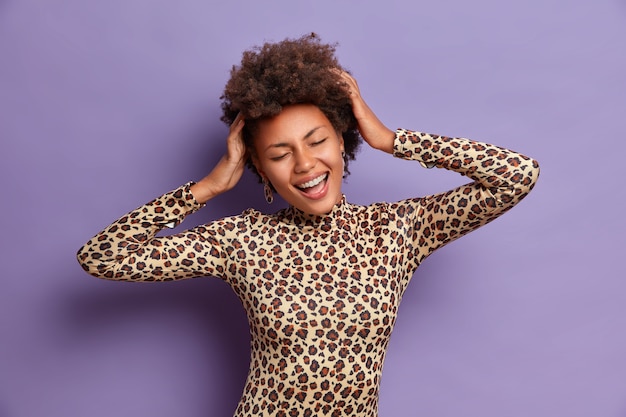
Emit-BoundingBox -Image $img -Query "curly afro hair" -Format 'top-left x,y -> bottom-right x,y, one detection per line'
220,33 -> 361,182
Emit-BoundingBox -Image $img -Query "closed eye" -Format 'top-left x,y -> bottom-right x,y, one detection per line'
270,153 -> 289,161
311,138 -> 327,146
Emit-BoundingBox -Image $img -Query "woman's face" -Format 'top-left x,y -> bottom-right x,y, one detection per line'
252,104 -> 345,215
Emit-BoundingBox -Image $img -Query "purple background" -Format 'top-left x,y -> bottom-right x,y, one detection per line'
1,0 -> 625,416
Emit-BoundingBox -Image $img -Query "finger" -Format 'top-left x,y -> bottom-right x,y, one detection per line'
330,68 -> 353,87
337,70 -> 356,86
232,113 -> 242,127
226,120 -> 247,156
335,71 -> 361,97
229,112 -> 245,131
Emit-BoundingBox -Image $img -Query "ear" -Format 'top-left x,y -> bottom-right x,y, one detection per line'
337,131 -> 345,154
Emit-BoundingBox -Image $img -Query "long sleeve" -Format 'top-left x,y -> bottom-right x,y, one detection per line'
77,182 -> 232,282
393,128 -> 540,269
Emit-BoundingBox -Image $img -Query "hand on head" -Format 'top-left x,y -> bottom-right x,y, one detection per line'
334,69 -> 395,154
190,112 -> 247,204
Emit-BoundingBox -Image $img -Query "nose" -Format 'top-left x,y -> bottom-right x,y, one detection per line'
294,148 -> 316,173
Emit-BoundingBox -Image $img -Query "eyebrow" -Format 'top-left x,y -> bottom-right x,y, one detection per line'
264,126 -> 324,151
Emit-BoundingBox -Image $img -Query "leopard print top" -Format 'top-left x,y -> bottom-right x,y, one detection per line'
77,129 -> 539,417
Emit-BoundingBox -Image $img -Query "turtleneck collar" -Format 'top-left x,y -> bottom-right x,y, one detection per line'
283,195 -> 353,231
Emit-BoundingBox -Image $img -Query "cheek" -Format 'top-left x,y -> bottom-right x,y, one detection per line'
263,164 -> 291,188
325,147 -> 344,166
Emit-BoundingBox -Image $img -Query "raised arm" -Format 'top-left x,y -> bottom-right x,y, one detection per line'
394,128 -> 540,264
76,114 -> 248,281
76,184 -> 231,281
337,70 -> 539,266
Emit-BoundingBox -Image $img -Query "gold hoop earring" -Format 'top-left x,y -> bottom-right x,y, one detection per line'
262,177 -> 273,204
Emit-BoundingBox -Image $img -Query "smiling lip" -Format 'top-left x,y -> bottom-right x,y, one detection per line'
295,173 -> 329,200
295,173 -> 328,190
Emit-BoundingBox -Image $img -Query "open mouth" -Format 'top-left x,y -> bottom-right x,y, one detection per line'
296,173 -> 328,195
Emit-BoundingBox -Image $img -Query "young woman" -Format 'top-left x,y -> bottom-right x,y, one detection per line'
77,33 -> 539,417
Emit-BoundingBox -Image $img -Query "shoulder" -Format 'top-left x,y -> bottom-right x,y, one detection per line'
190,208 -> 276,238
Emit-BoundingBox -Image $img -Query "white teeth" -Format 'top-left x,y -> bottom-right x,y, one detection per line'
298,174 -> 327,189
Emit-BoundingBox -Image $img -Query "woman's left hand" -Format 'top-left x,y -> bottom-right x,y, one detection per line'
336,70 -> 395,154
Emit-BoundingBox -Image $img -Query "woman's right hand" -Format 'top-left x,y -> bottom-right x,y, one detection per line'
190,113 -> 247,204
